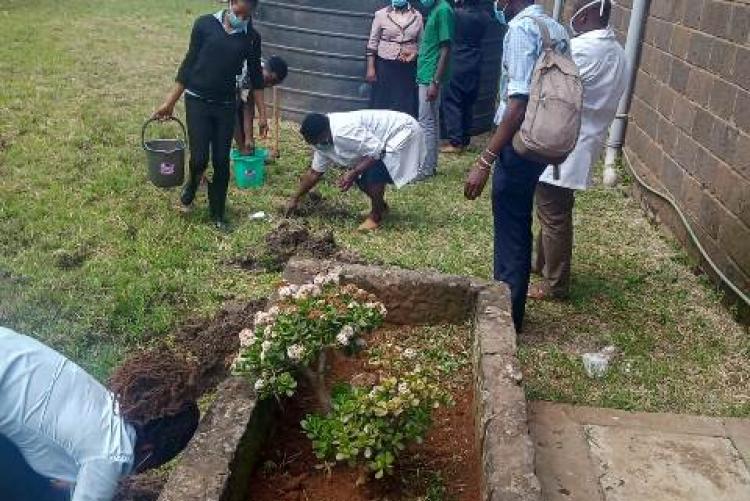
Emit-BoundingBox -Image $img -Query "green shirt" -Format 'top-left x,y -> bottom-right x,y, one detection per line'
416,0 -> 455,85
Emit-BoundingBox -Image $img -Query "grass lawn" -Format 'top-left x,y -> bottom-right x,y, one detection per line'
1,0 -> 747,416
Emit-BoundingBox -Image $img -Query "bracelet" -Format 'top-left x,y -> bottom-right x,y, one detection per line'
478,157 -> 493,171
483,149 -> 498,159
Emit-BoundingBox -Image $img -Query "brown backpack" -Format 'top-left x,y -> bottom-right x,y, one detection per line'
512,16 -> 583,167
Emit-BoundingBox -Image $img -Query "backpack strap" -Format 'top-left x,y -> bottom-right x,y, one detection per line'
527,16 -> 553,50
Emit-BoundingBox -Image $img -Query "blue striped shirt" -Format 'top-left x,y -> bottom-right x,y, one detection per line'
494,5 -> 570,124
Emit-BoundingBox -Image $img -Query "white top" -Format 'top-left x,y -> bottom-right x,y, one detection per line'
539,28 -> 628,190
311,110 -> 426,188
0,327 -> 136,501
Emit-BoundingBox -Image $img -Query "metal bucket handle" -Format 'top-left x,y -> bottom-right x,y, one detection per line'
141,116 -> 188,153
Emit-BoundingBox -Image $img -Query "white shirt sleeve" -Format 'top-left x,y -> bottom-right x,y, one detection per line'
71,459 -> 130,501
311,150 -> 332,173
570,38 -> 598,85
336,127 -> 385,161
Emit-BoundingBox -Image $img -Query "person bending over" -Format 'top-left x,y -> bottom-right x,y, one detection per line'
285,110 -> 426,231
0,327 -> 199,501
235,55 -> 288,157
153,0 -> 265,232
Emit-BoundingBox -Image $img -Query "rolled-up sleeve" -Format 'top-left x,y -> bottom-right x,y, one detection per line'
71,459 -> 130,501
505,23 -> 540,97
311,151 -> 332,173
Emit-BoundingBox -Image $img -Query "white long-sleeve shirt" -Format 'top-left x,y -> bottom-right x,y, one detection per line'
311,110 -> 426,188
0,327 -> 136,501
539,27 -> 628,190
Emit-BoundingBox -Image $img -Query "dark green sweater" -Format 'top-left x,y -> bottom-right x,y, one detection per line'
176,14 -> 263,102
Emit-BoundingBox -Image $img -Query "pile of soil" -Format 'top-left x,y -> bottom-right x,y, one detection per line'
247,326 -> 480,501
112,298 -> 266,501
232,220 -> 365,273
172,298 -> 266,394
283,191 -> 352,219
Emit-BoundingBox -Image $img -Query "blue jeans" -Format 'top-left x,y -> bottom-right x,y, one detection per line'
492,145 -> 546,332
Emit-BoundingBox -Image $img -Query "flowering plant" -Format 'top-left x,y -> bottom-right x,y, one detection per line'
232,269 -> 387,403
300,368 -> 451,479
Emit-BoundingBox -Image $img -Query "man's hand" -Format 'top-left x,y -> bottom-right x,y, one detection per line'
338,170 -> 359,192
399,49 -> 417,62
152,102 -> 174,121
258,118 -> 269,139
284,197 -> 300,217
464,161 -> 491,200
426,82 -> 439,102
241,139 -> 255,156
365,68 -> 377,83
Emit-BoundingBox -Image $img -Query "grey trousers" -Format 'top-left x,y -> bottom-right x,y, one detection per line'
418,84 -> 440,176
534,182 -> 576,298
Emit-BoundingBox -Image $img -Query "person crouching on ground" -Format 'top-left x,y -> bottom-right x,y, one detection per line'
153,0 -> 265,232
529,0 -> 627,300
284,110 -> 426,231
235,55 -> 288,157
0,327 -> 199,501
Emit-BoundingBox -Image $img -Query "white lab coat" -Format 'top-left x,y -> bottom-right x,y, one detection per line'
311,110 -> 426,188
539,28 -> 628,190
0,327 -> 136,501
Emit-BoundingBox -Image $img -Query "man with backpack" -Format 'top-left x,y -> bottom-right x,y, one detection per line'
530,0 -> 627,300
464,0 -> 577,332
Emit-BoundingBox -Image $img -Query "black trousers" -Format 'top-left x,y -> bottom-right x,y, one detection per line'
441,68 -> 480,147
185,94 -> 235,220
0,435 -> 69,501
492,146 -> 546,332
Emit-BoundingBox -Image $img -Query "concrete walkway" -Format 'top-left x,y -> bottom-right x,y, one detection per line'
529,401 -> 750,501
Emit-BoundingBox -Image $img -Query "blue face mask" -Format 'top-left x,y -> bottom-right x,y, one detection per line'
494,0 -> 508,25
392,0 -> 409,8
420,0 -> 435,9
227,10 -> 249,31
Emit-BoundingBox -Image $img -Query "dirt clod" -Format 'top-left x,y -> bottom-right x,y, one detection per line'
231,220 -> 365,273
53,247 -> 89,270
172,298 -> 266,394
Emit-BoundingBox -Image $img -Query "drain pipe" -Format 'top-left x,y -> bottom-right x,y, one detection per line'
552,0 -> 565,21
603,0 -> 651,187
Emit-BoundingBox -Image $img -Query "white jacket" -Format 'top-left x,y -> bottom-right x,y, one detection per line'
539,28 -> 628,190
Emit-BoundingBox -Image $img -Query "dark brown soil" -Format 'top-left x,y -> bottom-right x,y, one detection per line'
247,327 -> 480,501
113,298 -> 266,501
172,298 -> 267,395
113,471 -> 167,501
231,220 -> 365,273
282,191 -> 353,219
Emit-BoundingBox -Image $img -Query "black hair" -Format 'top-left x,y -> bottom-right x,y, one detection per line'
300,113 -> 330,144
266,55 -> 288,83
139,402 -> 200,468
574,0 -> 612,25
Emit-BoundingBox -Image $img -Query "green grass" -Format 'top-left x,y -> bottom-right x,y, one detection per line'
1,0 -> 747,415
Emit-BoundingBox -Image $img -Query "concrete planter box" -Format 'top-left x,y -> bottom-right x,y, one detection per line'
158,259 -> 541,501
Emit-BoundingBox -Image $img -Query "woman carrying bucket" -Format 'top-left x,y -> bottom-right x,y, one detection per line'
153,0 -> 265,232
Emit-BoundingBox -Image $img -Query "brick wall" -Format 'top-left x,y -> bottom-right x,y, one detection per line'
539,0 -> 750,314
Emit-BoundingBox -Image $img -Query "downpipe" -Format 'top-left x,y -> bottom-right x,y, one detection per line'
603,0 -> 651,187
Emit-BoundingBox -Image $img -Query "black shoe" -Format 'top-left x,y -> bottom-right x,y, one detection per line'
212,218 -> 231,233
180,181 -> 198,207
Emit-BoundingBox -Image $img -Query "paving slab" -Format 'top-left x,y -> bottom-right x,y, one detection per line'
529,402 -> 750,501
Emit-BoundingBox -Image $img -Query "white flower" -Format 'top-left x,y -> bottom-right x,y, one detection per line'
336,325 -> 355,346
278,284 -> 299,298
263,325 -> 274,338
347,301 -> 357,309
254,378 -> 265,391
261,340 -> 273,352
314,269 -> 341,286
286,344 -> 305,361
294,283 -> 321,300
254,311 -> 273,327
398,382 -> 410,394
403,348 -> 417,360
268,305 -> 280,316
239,328 -> 256,348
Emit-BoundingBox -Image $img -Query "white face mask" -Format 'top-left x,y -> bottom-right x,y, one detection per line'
569,0 -> 607,36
